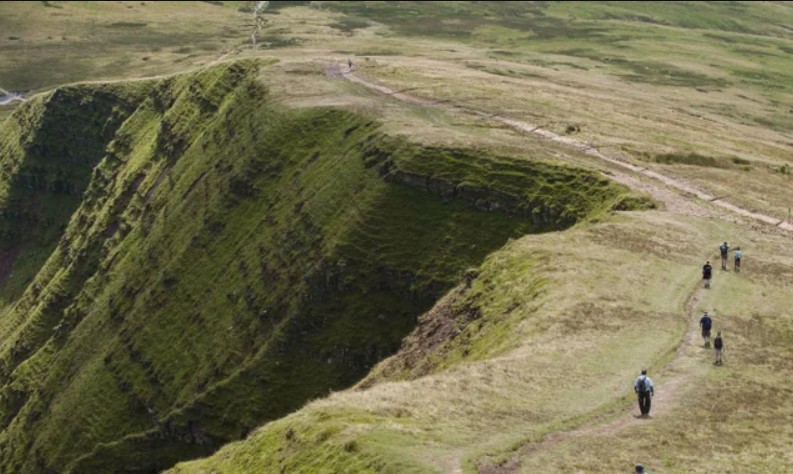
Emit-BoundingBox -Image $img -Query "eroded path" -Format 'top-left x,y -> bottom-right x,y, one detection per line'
339,66 -> 793,231
0,88 -> 25,106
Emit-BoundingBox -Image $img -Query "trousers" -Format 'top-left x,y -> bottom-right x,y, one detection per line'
638,392 -> 652,415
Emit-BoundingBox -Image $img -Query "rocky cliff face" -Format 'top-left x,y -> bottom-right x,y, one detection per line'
0,60 -> 645,473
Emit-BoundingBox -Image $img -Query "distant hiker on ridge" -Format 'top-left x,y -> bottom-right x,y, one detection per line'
734,247 -> 742,272
714,331 -> 725,365
702,260 -> 713,288
700,311 -> 713,347
347,58 -> 353,70
634,369 -> 655,418
720,241 -> 730,270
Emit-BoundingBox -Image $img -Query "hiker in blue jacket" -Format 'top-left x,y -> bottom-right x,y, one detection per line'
700,311 -> 713,347
634,369 -> 655,418
734,247 -> 742,272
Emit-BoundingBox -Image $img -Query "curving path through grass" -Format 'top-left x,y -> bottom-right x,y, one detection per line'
339,66 -> 793,232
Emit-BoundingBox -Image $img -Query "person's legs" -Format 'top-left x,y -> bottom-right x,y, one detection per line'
715,349 -> 723,365
639,393 -> 651,416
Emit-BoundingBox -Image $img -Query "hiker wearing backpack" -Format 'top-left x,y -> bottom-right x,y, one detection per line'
714,331 -> 724,365
720,242 -> 730,270
634,369 -> 655,418
700,311 -> 713,347
702,260 -> 713,288
734,247 -> 742,272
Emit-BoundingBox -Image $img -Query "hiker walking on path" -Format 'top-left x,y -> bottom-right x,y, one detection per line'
734,247 -> 742,272
700,311 -> 713,347
714,332 -> 724,365
702,260 -> 713,288
720,242 -> 730,270
347,58 -> 353,70
634,370 -> 655,418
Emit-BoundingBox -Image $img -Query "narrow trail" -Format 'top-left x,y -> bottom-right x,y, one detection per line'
0,87 -> 26,106
338,67 -> 793,231
477,282 -> 707,474
251,1 -> 268,49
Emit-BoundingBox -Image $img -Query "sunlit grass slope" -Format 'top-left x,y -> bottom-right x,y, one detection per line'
0,80 -> 152,319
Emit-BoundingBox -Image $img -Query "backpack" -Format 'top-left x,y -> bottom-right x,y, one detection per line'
702,316 -> 712,330
714,337 -> 723,350
720,245 -> 728,256
637,376 -> 647,393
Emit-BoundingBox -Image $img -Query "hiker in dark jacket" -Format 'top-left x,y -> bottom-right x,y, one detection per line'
714,332 -> 724,365
702,260 -> 713,288
700,311 -> 713,347
633,369 -> 655,417
720,242 -> 730,270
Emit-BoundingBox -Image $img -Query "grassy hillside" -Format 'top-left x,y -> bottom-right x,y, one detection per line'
0,80 -> 152,318
3,2 -> 793,473
0,1 -> 251,93
171,211 -> 793,474
0,59 -> 639,473
244,1 -> 793,224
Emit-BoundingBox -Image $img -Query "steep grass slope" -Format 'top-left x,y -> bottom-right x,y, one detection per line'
0,60 -> 639,473
172,212 -> 793,474
0,81 -> 151,319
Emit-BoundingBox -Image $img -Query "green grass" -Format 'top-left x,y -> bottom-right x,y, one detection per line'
0,59 -> 638,473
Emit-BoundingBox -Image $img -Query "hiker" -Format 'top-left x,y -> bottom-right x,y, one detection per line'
720,242 -> 730,270
347,58 -> 353,70
714,331 -> 724,365
734,247 -> 742,272
702,260 -> 713,288
634,369 -> 655,418
699,311 -> 713,347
